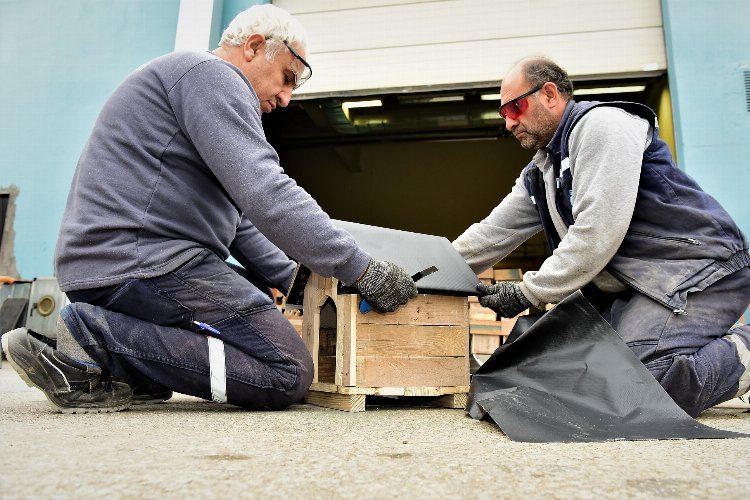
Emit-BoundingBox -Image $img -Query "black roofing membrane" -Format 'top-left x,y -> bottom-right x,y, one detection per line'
467,291 -> 748,442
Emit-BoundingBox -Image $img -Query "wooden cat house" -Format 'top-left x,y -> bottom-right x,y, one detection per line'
286,220 -> 479,412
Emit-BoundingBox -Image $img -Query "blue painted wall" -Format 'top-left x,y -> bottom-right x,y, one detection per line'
662,0 -> 750,237
0,0 -> 181,278
0,0 -> 267,279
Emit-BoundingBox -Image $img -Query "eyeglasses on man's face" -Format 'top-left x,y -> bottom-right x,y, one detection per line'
498,84 -> 543,120
283,41 -> 312,90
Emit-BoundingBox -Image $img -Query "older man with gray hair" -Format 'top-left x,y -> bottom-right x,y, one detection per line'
2,4 -> 417,413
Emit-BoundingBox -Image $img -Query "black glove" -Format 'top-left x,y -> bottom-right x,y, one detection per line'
477,281 -> 533,318
355,259 -> 418,312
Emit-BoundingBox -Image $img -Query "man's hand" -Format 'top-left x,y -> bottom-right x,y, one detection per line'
477,281 -> 533,318
355,260 -> 418,312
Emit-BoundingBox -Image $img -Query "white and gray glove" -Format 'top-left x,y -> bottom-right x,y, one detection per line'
355,259 -> 418,312
477,281 -> 533,318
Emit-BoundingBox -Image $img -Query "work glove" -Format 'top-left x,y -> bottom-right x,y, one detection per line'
477,281 -> 533,318
355,259 -> 418,312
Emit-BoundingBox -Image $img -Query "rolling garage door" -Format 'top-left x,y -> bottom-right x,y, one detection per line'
275,0 -> 667,97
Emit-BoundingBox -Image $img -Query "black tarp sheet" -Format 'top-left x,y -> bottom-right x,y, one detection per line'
467,291 -> 749,442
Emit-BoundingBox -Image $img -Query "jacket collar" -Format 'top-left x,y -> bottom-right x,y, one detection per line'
542,99 -> 577,157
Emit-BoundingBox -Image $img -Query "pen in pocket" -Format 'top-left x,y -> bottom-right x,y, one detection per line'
193,320 -> 221,335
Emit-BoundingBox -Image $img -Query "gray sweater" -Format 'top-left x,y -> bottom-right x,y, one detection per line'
55,51 -> 370,292
453,107 -> 651,305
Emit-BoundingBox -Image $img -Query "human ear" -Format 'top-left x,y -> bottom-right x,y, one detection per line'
243,33 -> 266,62
541,81 -> 559,106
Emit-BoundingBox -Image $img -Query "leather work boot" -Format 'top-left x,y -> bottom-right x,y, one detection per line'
1,328 -> 132,414
129,379 -> 173,405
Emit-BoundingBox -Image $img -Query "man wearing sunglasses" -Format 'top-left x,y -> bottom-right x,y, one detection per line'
453,56 -> 750,417
1,4 -> 417,414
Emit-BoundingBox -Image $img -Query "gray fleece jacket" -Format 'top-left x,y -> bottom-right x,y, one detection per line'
452,106 -> 650,305
55,51 -> 370,293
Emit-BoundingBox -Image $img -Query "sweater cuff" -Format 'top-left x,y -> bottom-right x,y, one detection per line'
518,281 -> 545,308
336,248 -> 372,286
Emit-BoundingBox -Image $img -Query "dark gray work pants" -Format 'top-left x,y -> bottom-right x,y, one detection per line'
600,267 -> 750,417
62,249 -> 313,410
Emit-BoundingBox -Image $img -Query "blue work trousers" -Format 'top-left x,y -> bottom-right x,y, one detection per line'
602,267 -> 750,417
63,249 -> 313,410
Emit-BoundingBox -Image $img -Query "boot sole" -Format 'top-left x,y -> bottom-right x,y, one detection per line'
131,395 -> 173,406
2,330 -> 132,414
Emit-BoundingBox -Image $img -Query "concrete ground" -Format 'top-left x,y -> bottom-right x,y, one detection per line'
1,359 -> 749,499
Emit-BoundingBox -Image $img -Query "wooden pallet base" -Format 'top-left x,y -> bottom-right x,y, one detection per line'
303,384 -> 468,412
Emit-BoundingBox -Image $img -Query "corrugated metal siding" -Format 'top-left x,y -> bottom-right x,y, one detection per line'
275,0 -> 667,96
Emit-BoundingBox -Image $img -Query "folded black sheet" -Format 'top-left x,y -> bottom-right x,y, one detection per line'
467,291 -> 748,442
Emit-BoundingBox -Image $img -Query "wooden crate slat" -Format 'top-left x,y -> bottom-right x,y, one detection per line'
356,295 -> 468,326
470,319 -> 505,335
310,382 -> 470,396
356,323 -> 468,357
477,268 -> 494,282
494,268 -> 523,281
338,293 -> 357,387
356,356 -> 468,388
471,334 -> 501,355
430,393 -> 468,409
304,391 -> 366,412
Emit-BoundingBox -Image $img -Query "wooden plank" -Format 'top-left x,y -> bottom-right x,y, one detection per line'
469,302 -> 497,321
355,294 -> 468,326
469,311 -> 497,322
302,274 -> 320,383
503,316 -> 519,334
470,320 -> 505,336
356,356 -> 468,388
471,334 -> 500,355
305,388 -> 468,412
430,393 -> 468,410
309,382 -> 470,396
338,294 -> 358,387
313,274 -> 337,307
462,292 -> 470,382
304,391 -> 366,412
494,268 -> 523,281
303,273 -> 340,384
477,268 -> 494,282
356,324 -> 467,357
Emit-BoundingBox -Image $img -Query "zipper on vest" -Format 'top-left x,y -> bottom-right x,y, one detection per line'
627,231 -> 702,246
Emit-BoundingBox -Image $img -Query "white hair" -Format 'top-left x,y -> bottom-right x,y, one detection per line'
220,4 -> 308,62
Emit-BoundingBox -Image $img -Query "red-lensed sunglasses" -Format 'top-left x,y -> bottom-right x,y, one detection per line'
498,85 -> 543,120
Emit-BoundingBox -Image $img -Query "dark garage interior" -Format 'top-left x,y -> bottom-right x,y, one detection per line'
264,75 -> 674,272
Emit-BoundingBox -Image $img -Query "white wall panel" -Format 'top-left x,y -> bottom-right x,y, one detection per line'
175,0 -> 217,51
274,0 -> 666,96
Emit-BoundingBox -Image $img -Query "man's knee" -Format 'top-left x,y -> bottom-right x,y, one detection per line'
277,349 -> 314,409
651,355 -> 707,417
228,348 -> 313,411
654,344 -> 746,417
